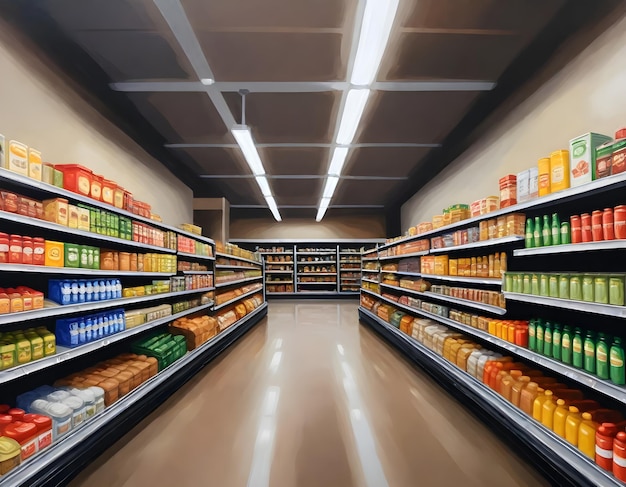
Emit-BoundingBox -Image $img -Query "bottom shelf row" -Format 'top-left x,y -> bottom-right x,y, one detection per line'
358,303 -> 626,487
0,300 -> 267,484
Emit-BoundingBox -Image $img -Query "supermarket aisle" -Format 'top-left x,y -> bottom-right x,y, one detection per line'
70,301 -> 548,487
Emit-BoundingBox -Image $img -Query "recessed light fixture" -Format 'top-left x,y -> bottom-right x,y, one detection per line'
316,197 -> 331,222
200,78 -> 215,85
336,89 -> 370,146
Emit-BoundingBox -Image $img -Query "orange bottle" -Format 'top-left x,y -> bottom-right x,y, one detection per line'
520,382 -> 540,415
579,412 -> 599,459
511,376 -> 531,408
532,388 -> 547,421
541,390 -> 558,429
553,399 -> 571,438
595,421 -> 626,471
614,432 -> 626,481
565,406 -> 584,446
500,370 -> 523,401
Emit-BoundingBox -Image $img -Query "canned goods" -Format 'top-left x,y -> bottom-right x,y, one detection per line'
582,275 -> 595,302
594,275 -> 609,304
560,222 -> 571,245
570,275 -> 582,301
592,210 -> 604,242
610,275 -> 625,306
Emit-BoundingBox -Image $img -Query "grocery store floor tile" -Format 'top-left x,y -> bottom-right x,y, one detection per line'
70,301 -> 548,487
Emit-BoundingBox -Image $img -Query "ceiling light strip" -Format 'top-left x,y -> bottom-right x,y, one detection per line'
336,89 -> 371,146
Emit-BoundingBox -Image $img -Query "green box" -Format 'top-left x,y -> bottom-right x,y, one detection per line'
64,243 -> 80,268
79,246 -> 90,268
53,169 -> 64,188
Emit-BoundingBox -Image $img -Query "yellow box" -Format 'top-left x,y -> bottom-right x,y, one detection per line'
550,150 -> 570,192
43,198 -> 69,226
68,205 -> 79,229
77,207 -> 90,231
449,258 -> 458,276
7,140 -> 28,176
432,214 -> 444,229
434,255 -> 449,276
28,149 -> 42,181
45,241 -> 65,267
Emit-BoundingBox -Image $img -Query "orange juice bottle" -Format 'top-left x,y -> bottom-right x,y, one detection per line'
565,406 -> 583,446
541,390 -> 558,429
553,399 -> 570,438
578,412 -> 598,459
532,388 -> 547,421
511,376 -> 531,408
520,382 -> 540,415
500,370 -> 523,401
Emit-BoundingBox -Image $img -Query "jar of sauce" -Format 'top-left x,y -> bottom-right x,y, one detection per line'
592,210 -> 604,242
615,205 -> 626,240
9,235 -> 23,264
0,233 -> 9,263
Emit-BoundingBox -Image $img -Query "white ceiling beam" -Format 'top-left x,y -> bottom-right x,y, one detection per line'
166,142 -> 440,149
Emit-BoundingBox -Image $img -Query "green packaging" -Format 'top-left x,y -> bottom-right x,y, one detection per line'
531,274 -> 540,295
594,275 -> 609,304
513,274 -> 522,293
573,328 -> 583,369
79,246 -> 89,269
582,275 -> 595,302
528,319 -> 536,351
583,331 -> 596,374
609,337 -> 625,385
551,213 -> 561,245
64,243 -> 80,268
543,322 -> 553,357
540,274 -> 549,297
536,320 -> 545,355
559,274 -> 570,299
552,324 -> 562,361
523,274 -> 532,294
549,275 -> 559,298
609,275 -> 625,306
504,273 -> 513,292
560,222 -> 571,244
533,216 -> 542,247
596,333 -> 610,380
570,275 -> 582,301
542,215 -> 552,246
92,247 -> 100,270
525,218 -> 534,248
53,169 -> 63,188
561,326 -> 573,365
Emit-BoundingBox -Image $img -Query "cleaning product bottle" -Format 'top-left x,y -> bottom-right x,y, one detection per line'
541,390 -> 558,429
584,331 -> 597,374
573,328 -> 584,369
525,218 -> 534,248
551,213 -> 561,245
543,321 -> 553,357
561,325 -> 573,365
596,333 -> 610,380
528,319 -> 536,351
610,337 -> 625,385
542,215 -> 552,246
552,323 -> 562,361
533,216 -> 542,247
536,320 -> 545,356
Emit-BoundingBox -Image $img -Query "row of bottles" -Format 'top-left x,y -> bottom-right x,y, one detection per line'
529,320 -> 625,385
525,214 -> 570,248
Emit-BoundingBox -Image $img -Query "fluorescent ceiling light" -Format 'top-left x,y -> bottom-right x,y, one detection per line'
200,78 -> 214,85
323,176 -> 339,199
255,176 -> 272,197
265,195 -> 282,222
316,197 -> 331,222
336,89 -> 370,145
351,0 -> 400,86
328,147 -> 349,176
231,125 -> 265,175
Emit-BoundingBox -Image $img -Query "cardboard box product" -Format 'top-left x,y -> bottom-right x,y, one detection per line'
7,140 -> 28,176
28,149 -> 42,181
43,198 -> 69,226
517,170 -> 530,203
499,175 -> 517,208
528,167 -> 539,199
569,132 -> 612,186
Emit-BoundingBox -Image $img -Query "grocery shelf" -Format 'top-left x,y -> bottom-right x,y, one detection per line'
0,210 -> 177,254
361,268 -> 380,273
177,251 -> 215,261
0,287 -> 215,326
362,278 -> 379,285
378,250 -> 429,260
180,270 -> 213,275
297,272 -> 337,276
421,274 -> 502,286
0,168 -> 215,246
297,281 -> 337,284
358,306 -> 623,487
266,292 -> 299,296
0,263 -> 174,277
361,257 -> 379,262
0,302 -> 214,386
214,276 -> 264,288
429,236 -> 524,254
215,252 -> 262,266
2,302 -> 265,486
213,288 -> 263,311
266,281 -> 293,285
503,292 -> 626,318
264,270 -> 293,274
295,291 -> 339,295
514,240 -> 626,256
215,264 -> 260,271
297,260 -> 336,265
296,251 -> 336,255
259,251 -> 293,255
360,288 -> 380,298
380,270 -> 421,277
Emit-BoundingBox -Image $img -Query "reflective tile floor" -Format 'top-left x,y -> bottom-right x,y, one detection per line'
70,301 -> 548,487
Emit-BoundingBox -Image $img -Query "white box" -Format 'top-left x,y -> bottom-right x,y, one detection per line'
517,169 -> 530,203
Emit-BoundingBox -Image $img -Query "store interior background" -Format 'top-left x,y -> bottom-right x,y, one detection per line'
0,3 -> 624,240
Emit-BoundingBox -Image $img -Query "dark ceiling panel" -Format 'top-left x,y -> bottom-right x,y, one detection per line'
170,147 -> 250,175
224,92 -> 339,143
343,146 -> 432,177
70,30 -> 195,81
181,0 -> 354,29
271,178 -> 323,206
200,178 -> 265,205
127,92 -> 230,143
404,0 -> 565,32
333,179 -> 399,206
358,91 -> 481,143
261,147 -> 328,176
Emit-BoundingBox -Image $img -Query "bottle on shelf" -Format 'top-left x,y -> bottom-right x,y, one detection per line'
552,324 -> 562,361
525,218 -> 534,248
542,215 -> 552,246
596,333 -> 610,380
551,213 -> 561,245
533,216 -> 542,247
560,221 -> 571,245
543,321 -> 553,357
610,337 -> 625,385
572,328 -> 584,369
583,331 -> 596,374
561,326 -> 573,365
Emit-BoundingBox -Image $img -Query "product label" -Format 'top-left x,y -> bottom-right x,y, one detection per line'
552,166 -> 564,183
562,336 -> 571,348
20,438 -> 37,460
78,176 -> 90,195
597,349 -> 608,362
539,174 -> 550,190
573,340 -> 582,353
536,328 -> 544,340
610,350 -> 624,367
529,327 -> 535,338
584,342 -> 595,356
38,430 -> 53,450
545,333 -> 552,344
56,417 -> 72,436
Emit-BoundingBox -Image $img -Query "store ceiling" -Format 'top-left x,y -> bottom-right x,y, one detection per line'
2,0 -> 618,221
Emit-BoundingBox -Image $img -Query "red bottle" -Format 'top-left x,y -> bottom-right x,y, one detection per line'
592,210 -> 604,242
603,208 -> 615,241
570,215 -> 582,243
615,205 -> 626,240
581,213 -> 592,243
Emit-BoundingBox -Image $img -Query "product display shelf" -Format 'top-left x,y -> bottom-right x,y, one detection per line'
429,236 -> 525,254
213,288 -> 264,311
503,292 -> 626,318
296,251 -> 336,256
297,272 -> 337,276
265,292 -> 298,296
381,270 -> 421,277
0,168 -> 216,246
0,210 -> 177,254
180,270 -> 213,275
215,264 -> 259,271
340,260 -> 361,264
358,306 -> 623,487
297,281 -> 337,284
297,260 -> 337,264
361,257 -> 379,262
259,251 -> 293,255
420,273 -> 502,286
264,270 -> 293,274
2,302 -> 267,487
514,240 -> 626,256
362,278 -> 379,285
266,281 -> 293,285
360,288 -> 380,299
214,276 -> 264,288
0,302 -> 214,386
0,287 -> 215,326
378,250 -> 428,261
361,268 -> 380,273
0,263 -> 174,277
215,252 -> 261,267
177,251 -> 215,261
377,172 -> 626,252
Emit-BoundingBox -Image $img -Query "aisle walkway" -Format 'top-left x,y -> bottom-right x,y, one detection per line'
70,301 -> 548,487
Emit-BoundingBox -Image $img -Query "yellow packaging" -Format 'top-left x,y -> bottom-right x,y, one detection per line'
14,334 -> 32,364
538,157 -> 551,196
550,150 -> 570,192
434,255 -> 449,275
0,341 -> 16,370
25,333 -> 44,360
68,205 -> 79,229
45,241 -> 65,267
432,214 -> 444,229
27,149 -> 42,181
77,207 -> 90,231
0,436 -> 21,475
449,258 -> 458,276
7,140 -> 28,176
481,196 -> 500,215
43,198 -> 69,226
38,329 -> 56,356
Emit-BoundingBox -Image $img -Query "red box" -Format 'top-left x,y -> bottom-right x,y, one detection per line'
499,175 -> 517,208
54,164 -> 92,197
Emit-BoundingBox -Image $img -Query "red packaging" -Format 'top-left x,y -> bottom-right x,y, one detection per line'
3,421 -> 38,461
22,237 -> 33,265
592,210 -> 604,242
54,164 -> 92,196
499,175 -> 517,208
603,208 -> 615,241
571,215 -> 582,243
615,431 -> 626,481
0,233 -> 8,263
615,205 -> 626,240
581,213 -> 593,243
9,235 -> 22,264
33,238 -> 45,265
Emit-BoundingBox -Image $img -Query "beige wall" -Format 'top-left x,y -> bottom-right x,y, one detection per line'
401,10 -> 626,231
0,19 -> 193,225
230,214 -> 386,240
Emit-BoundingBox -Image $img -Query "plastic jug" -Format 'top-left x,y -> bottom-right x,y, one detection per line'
541,391 -> 558,429
553,399 -> 572,437
579,412 -> 599,459
500,370 -> 523,401
565,406 -> 584,446
532,388 -> 547,421
610,337 -> 625,385
613,431 -> 626,481
596,421 -> 626,471
520,382 -> 540,415
511,376 -> 531,408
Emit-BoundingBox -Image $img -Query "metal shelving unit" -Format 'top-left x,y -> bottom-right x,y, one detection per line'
429,235 -> 524,253
215,264 -> 260,271
213,288 -> 264,311
503,292 -> 626,318
0,263 -> 174,277
421,274 -> 502,286
215,252 -> 262,267
177,251 -> 215,261
215,276 -> 264,288
378,250 -> 428,260
514,240 -> 626,256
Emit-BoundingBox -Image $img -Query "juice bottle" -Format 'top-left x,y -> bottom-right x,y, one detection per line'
572,328 -> 584,369
500,370 -> 523,401
543,321 -> 553,357
533,216 -> 542,247
536,320 -> 545,355
578,412 -> 599,459
520,382 -> 540,415
551,213 -> 561,245
584,331 -> 596,374
525,218 -> 534,248
532,387 -> 547,421
552,324 -> 562,361
565,406 -> 583,446
511,376 -> 531,408
561,326 -> 573,365
528,319 -> 536,351
596,422 -> 626,471
541,390 -> 558,429
610,337 -> 625,385
596,333 -> 610,380
542,215 -> 552,246
553,399 -> 570,437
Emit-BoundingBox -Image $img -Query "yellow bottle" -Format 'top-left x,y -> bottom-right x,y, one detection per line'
538,157 -> 551,196
549,150 -> 570,192
532,388 -> 547,421
541,390 -> 557,429
565,406 -> 582,446
578,412 -> 598,459
553,399 -> 570,438
511,376 -> 531,408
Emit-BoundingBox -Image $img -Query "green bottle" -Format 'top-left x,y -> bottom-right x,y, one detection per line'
533,216 -> 542,247
543,321 -> 553,357
561,326 -> 573,364
552,324 -> 562,361
536,320 -> 545,355
609,337 -> 625,385
525,218 -> 534,248
573,327 -> 584,369
583,331 -> 596,374
551,213 -> 561,245
596,333 -> 610,380
561,222 -> 571,245
528,319 -> 536,351
542,215 -> 552,246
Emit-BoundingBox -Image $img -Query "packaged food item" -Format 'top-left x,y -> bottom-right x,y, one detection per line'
44,241 -> 64,267
54,164 -> 92,196
499,175 -> 517,208
569,133 -> 611,186
517,170 -> 529,203
0,134 -> 4,170
43,198 -> 69,226
7,141 -> 28,176
538,157 -> 551,196
549,150 -> 570,192
611,128 -> 626,175
481,196 -> 499,215
0,437 -> 21,475
27,149 -> 42,181
528,167 -> 539,199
